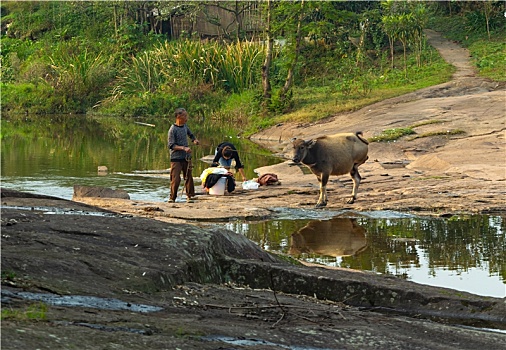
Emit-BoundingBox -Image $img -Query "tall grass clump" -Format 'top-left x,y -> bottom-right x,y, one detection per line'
105,39 -> 265,117
112,50 -> 165,96
158,39 -> 265,93
2,40 -> 116,114
113,39 -> 265,97
220,42 -> 264,92
47,42 -> 114,110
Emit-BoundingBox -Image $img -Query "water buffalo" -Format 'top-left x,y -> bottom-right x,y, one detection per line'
292,132 -> 369,208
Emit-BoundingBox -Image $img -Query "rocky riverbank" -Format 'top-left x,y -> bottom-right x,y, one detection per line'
2,189 -> 506,350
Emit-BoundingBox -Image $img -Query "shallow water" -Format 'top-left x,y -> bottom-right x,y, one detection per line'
1,290 -> 162,313
1,114 -> 281,202
225,210 -> 506,298
1,205 -> 126,217
203,336 -> 333,350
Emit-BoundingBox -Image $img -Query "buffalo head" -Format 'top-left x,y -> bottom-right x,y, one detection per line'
291,138 -> 317,163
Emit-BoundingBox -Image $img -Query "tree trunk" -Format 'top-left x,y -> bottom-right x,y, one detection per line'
235,0 -> 242,40
280,0 -> 305,101
403,42 -> 407,74
262,0 -> 273,101
113,4 -> 118,37
389,35 -> 394,69
483,2 -> 492,40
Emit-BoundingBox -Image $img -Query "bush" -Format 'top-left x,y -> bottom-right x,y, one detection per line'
96,93 -> 186,118
212,90 -> 260,125
1,82 -> 56,114
469,40 -> 506,81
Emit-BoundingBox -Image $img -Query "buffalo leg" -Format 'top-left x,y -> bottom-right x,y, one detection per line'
316,173 -> 329,208
348,164 -> 362,204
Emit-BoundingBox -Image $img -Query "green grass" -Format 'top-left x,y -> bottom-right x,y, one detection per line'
244,49 -> 454,134
408,129 -> 465,140
369,128 -> 416,143
1,302 -> 48,321
411,119 -> 445,127
469,39 -> 506,81
412,176 -> 450,181
272,252 -> 304,266
1,270 -> 17,281
279,86 -> 413,123
368,121 -> 465,143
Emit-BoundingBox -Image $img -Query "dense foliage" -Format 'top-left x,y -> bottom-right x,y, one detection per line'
1,1 -> 504,133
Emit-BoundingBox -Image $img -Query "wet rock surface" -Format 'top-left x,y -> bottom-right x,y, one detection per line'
1,191 -> 506,349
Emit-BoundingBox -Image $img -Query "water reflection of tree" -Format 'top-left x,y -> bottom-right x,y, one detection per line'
1,114 -> 280,178
2,115 -> 159,175
341,216 -> 505,282
337,219 -> 420,278
228,215 -> 504,284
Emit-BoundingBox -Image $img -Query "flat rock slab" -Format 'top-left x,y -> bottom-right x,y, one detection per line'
73,185 -> 130,200
2,191 -> 506,350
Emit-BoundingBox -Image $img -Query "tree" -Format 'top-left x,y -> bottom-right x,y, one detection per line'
279,0 -> 305,103
262,0 -> 273,101
481,1 -> 493,40
381,1 -> 427,72
409,3 -> 427,68
381,14 -> 398,69
261,0 -> 372,110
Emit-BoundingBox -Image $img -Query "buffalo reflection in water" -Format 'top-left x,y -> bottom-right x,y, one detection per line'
289,218 -> 367,257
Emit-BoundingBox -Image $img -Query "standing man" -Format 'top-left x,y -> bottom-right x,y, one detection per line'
168,108 -> 199,203
211,141 -> 247,182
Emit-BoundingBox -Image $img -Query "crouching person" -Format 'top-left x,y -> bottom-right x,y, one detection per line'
211,142 -> 247,182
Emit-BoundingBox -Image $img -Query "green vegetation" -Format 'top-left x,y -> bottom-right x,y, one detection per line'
273,253 -> 304,266
1,302 -> 48,321
411,119 -> 445,128
412,176 -> 450,181
1,1 -> 504,135
370,120 -> 466,142
428,3 -> 506,82
369,127 -> 415,142
408,129 -> 465,141
1,270 -> 16,281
